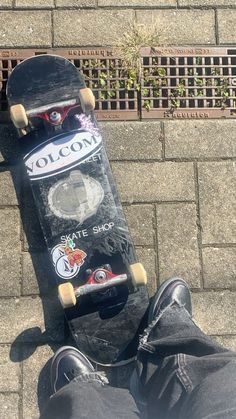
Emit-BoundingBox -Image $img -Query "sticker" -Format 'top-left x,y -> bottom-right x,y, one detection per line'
48,169 -> 104,223
51,239 -> 87,280
24,129 -> 102,181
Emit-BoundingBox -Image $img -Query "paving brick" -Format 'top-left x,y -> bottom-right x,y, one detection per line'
0,11 -> 52,47
53,9 -> 135,46
56,0 -> 96,6
22,251 -> 55,295
192,290 -> 236,335
0,345 -> 21,391
16,0 -> 54,7
124,204 -> 155,246
136,9 -> 215,45
156,203 -> 201,288
179,0 -> 236,5
218,10 -> 236,44
101,121 -> 162,161
136,247 -> 157,296
203,247 -> 236,289
0,296 -> 64,343
198,162 -> 236,244
0,125 -> 21,163
0,0 -> 12,8
23,345 -> 54,419
99,0 -> 177,5
165,120 -> 236,159
0,208 -> 21,296
0,393 -> 19,419
213,335 -> 236,352
0,170 -> 18,205
111,162 -> 195,203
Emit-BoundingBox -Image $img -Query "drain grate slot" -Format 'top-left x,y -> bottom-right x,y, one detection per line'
141,46 -> 236,119
0,47 -> 236,121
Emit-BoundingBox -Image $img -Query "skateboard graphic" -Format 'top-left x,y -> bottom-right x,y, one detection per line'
7,55 -> 149,366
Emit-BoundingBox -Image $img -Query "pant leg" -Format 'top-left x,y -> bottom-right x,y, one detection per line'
136,301 -> 236,419
40,372 -> 140,419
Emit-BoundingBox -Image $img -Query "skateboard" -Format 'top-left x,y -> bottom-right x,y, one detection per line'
7,54 -> 149,366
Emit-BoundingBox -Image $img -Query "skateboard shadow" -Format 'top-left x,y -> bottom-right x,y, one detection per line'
0,124 -> 68,412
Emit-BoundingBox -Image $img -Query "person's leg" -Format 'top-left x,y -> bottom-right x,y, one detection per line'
40,346 -> 140,419
131,277 -> 236,419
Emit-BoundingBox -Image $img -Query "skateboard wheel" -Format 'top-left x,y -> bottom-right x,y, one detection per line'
129,263 -> 147,286
58,283 -> 76,308
79,88 -> 95,113
10,104 -> 28,129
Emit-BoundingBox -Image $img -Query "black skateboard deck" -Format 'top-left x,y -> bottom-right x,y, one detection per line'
7,54 -> 149,366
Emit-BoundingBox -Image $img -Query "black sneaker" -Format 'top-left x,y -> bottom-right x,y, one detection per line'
130,277 -> 192,406
51,346 -> 95,393
148,277 -> 192,323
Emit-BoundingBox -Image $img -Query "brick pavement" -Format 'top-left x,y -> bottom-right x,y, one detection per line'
0,1 -> 236,418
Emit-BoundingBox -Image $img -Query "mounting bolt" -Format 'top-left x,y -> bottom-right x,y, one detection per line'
94,270 -> 107,282
49,111 -> 62,124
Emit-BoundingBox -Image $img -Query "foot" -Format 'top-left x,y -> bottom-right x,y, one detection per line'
148,276 -> 192,323
51,346 -> 95,393
130,277 -> 192,404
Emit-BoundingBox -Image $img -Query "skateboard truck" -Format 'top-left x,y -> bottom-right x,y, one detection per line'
58,263 -> 147,309
58,267 -> 128,308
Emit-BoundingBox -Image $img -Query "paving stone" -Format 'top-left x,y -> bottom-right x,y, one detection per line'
136,9 -> 215,45
165,120 -> 236,159
56,0 -> 96,6
198,162 -> 236,244
0,345 -> 21,391
213,335 -> 236,352
156,203 -> 201,288
22,251 -> 55,295
0,125 -> 21,163
16,0 -> 54,7
179,0 -> 236,5
0,170 -> 18,205
23,344 -> 54,419
0,208 -> 21,296
218,10 -> 236,44
124,204 -> 155,246
192,291 -> 236,335
111,162 -> 195,203
101,121 -> 162,161
136,247 -> 157,296
99,0 -> 177,5
54,9 -> 135,46
0,296 -> 64,343
203,247 -> 236,289
0,11 -> 52,47
0,393 -> 19,419
0,0 -> 12,8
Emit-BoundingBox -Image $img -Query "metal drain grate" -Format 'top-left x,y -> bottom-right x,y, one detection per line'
0,47 -> 236,121
0,48 -> 138,122
141,46 -> 236,119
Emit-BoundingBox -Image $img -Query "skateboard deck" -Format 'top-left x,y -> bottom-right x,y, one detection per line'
7,55 -> 149,366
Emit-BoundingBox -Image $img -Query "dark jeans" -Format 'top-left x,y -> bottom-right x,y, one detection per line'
40,302 -> 236,419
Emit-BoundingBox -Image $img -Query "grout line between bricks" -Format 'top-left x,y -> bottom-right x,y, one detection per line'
122,200 -> 196,205
153,204 -> 160,288
51,11 -> 54,48
18,347 -> 24,419
215,9 -> 219,45
193,162 -> 204,290
202,243 -> 236,248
